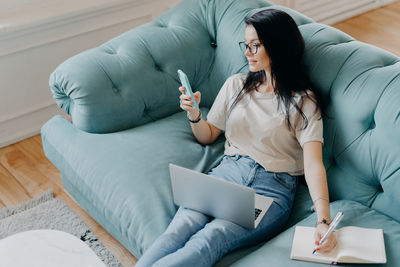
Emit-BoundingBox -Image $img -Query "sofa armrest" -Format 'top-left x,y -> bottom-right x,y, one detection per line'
49,26 -> 186,133
49,0 -> 216,133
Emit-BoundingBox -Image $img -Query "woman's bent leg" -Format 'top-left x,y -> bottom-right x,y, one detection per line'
152,201 -> 290,267
151,157 -> 297,267
136,207 -> 210,267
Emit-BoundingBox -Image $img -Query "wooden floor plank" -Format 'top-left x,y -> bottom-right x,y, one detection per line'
0,143 -> 60,198
0,162 -> 32,207
15,136 -> 64,190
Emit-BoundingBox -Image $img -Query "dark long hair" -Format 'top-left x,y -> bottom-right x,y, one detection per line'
229,9 -> 322,130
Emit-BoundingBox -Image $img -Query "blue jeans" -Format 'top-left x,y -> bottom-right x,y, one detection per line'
136,155 -> 298,267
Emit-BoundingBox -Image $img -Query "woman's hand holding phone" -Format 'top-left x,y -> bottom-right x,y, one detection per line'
179,86 -> 201,120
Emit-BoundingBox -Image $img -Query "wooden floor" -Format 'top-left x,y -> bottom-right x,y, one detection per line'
333,1 -> 400,56
0,2 -> 399,266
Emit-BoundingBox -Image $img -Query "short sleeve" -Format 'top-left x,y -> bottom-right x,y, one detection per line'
295,95 -> 324,147
207,75 -> 242,131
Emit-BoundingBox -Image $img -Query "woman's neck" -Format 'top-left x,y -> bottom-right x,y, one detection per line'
257,70 -> 274,93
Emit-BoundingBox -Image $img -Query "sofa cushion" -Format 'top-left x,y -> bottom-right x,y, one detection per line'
215,200 -> 400,266
41,109 -> 225,257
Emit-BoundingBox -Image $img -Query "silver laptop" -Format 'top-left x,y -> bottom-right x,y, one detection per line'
169,163 -> 274,229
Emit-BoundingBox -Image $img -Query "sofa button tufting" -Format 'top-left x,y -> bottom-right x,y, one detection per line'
211,42 -> 217,48
112,87 -> 119,94
154,64 -> 162,71
369,120 -> 376,129
104,48 -> 116,55
377,184 -> 383,193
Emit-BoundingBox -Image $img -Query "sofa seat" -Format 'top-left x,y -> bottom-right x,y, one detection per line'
42,109 -> 226,257
216,200 -> 399,266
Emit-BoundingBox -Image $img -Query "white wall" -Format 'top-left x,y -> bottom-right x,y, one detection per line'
0,0 -> 181,148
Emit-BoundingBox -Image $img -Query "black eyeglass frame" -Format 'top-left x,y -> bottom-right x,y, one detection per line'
238,41 -> 262,54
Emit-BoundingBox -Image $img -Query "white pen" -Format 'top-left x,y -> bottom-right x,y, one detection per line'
312,211 -> 344,254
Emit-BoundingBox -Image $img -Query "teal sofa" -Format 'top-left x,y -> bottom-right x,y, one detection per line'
42,0 -> 400,266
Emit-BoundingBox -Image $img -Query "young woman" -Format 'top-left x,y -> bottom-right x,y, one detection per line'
136,9 -> 336,267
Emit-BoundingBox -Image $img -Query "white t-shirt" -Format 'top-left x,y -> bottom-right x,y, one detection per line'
207,73 -> 323,175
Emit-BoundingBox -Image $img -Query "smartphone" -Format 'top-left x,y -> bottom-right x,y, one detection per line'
177,69 -> 197,109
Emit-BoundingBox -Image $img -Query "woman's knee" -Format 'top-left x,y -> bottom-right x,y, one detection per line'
258,202 -> 291,236
165,208 -> 210,234
189,219 -> 243,252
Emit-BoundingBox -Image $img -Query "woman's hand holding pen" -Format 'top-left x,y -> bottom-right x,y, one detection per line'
314,223 -> 338,253
179,86 -> 201,120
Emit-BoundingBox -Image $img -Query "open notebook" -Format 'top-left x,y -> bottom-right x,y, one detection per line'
290,226 -> 386,264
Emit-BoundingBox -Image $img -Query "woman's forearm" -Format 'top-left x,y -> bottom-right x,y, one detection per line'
188,111 -> 220,145
190,118 -> 213,145
304,162 -> 331,222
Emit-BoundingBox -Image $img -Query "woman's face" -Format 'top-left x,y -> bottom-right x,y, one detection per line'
244,25 -> 271,73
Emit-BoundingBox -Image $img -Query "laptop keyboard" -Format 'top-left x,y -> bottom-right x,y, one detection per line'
255,208 -> 262,220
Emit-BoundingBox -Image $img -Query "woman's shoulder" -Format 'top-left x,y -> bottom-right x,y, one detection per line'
225,72 -> 247,84
223,73 -> 247,93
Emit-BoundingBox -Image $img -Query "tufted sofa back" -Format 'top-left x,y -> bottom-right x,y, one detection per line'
300,23 -> 400,222
49,0 -> 400,222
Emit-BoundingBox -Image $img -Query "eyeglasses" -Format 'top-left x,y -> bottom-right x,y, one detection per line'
238,41 -> 262,54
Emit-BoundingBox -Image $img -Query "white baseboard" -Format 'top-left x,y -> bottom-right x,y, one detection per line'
0,103 -> 68,148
